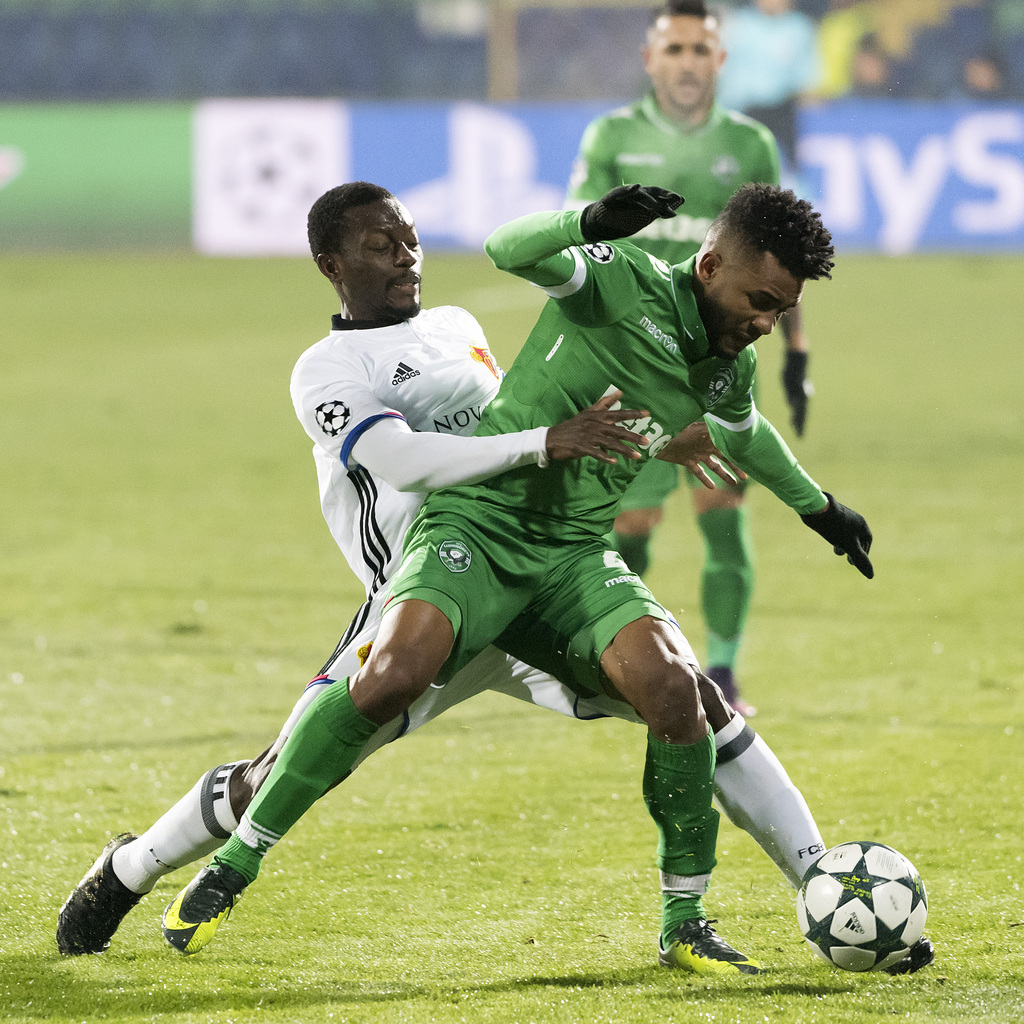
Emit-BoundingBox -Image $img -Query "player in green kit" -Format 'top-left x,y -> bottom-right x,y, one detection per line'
162,182 -> 874,975
566,0 -> 813,715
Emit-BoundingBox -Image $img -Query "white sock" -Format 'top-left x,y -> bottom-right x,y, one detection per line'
111,761 -> 245,894
713,717 -> 826,888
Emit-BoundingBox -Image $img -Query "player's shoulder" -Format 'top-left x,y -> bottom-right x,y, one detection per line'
291,326 -> 360,383
290,319 -> 409,395
589,99 -> 643,126
418,304 -> 485,336
581,100 -> 645,140
718,106 -> 776,145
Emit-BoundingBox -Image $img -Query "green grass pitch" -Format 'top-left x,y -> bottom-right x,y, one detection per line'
1,249 -> 1022,1023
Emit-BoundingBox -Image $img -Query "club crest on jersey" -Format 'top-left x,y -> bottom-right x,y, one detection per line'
470,345 -> 501,380
582,242 -> 615,264
711,154 -> 741,182
438,539 -> 472,573
315,400 -> 350,436
706,367 -> 736,408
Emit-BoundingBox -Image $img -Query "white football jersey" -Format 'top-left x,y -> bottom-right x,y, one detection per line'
290,305 -> 505,598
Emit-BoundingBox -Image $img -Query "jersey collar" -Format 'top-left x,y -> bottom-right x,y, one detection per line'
641,92 -> 727,139
331,312 -> 408,331
671,255 -> 713,361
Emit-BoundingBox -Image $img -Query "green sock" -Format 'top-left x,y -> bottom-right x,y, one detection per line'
217,678 -> 378,884
696,506 -> 754,669
642,730 -> 719,946
611,530 -> 651,577
661,892 -> 706,941
706,634 -> 741,673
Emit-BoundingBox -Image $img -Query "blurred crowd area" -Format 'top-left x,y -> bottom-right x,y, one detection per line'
0,0 -> 1021,103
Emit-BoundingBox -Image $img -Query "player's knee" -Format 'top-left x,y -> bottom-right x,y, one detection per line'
230,759 -> 259,817
635,661 -> 706,744
351,653 -> 434,723
614,506 -> 663,535
697,672 -> 734,732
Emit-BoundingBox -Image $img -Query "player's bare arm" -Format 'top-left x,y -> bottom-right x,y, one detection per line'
546,390 -> 650,464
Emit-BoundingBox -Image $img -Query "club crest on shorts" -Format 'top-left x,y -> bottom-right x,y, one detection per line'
582,242 -> 615,264
438,539 -> 472,573
706,366 -> 736,408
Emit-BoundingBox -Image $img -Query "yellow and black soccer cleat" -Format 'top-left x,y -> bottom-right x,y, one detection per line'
161,860 -> 248,955
658,918 -> 762,975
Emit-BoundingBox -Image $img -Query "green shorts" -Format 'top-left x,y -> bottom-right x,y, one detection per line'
384,505 -> 673,697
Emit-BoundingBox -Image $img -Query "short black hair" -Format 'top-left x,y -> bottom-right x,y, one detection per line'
713,183 -> 835,281
651,1 -> 714,25
307,181 -> 395,259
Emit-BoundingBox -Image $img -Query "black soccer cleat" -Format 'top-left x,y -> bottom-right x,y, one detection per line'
885,936 -> 935,975
658,918 -> 762,975
162,859 -> 248,955
57,833 -> 143,955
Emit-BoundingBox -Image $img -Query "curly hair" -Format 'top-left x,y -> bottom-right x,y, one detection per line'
714,183 -> 835,281
307,182 -> 395,259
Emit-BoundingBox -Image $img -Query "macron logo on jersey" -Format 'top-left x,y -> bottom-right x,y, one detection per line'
639,315 -> 678,354
392,361 -> 421,385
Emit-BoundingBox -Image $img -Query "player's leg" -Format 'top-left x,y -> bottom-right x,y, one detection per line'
598,616 -> 759,975
160,596 -> 453,954
497,594 -> 823,891
611,458 -> 677,576
56,598 -> 397,955
162,511 -> 535,954
696,674 -> 825,887
522,550 -> 758,975
692,480 -> 756,716
611,505 -> 662,576
202,598 -> 452,878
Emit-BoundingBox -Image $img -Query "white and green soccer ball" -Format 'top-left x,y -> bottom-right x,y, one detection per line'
796,841 -> 928,971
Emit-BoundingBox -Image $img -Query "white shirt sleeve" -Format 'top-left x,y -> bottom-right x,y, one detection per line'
350,415 -> 550,492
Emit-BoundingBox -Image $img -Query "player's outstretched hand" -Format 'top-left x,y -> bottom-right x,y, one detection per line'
782,349 -> 812,436
800,492 -> 873,578
655,421 -> 747,489
579,184 -> 684,242
546,391 -> 649,465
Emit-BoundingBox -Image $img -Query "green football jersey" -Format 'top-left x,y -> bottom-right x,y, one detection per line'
566,94 -> 780,264
423,210 -> 823,542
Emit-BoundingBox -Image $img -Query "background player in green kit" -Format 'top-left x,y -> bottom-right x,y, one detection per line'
162,182 -> 873,976
566,0 -> 813,715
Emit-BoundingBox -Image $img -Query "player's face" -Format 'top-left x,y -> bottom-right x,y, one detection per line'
643,14 -> 725,125
695,248 -> 803,360
320,199 -> 423,323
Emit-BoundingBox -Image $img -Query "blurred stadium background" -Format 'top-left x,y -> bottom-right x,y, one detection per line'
1,0 -> 1023,254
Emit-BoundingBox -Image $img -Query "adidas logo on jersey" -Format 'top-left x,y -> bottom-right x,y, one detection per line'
392,361 -> 420,385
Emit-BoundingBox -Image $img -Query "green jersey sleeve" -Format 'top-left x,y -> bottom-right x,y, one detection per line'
485,210 -> 644,328
706,410 -> 826,514
484,209 -> 584,286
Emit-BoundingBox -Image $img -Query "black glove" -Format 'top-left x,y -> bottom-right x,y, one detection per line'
781,349 -> 811,437
800,492 -> 874,579
579,184 -> 684,242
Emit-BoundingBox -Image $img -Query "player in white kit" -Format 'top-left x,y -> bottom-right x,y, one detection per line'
58,182 -> 920,970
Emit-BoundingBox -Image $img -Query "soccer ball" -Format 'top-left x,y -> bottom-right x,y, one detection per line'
796,841 -> 928,971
